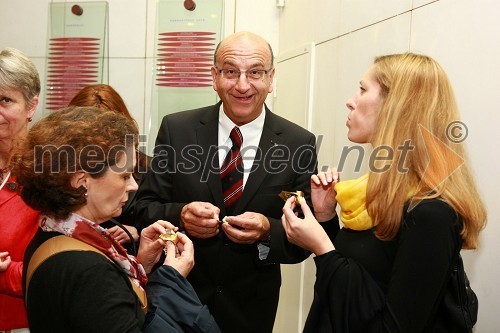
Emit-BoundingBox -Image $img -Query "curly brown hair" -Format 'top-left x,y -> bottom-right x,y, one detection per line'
13,106 -> 138,219
69,84 -> 135,123
68,84 -> 150,174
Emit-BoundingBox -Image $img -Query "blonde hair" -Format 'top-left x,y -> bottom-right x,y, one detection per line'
366,53 -> 486,249
0,47 -> 40,108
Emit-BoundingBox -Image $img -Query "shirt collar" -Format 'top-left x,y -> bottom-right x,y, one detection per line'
218,104 -> 266,146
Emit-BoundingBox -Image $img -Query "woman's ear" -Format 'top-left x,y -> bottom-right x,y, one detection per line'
70,171 -> 87,190
27,96 -> 39,119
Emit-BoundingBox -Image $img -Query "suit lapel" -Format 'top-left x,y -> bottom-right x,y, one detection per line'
235,108 -> 283,212
196,102 -> 225,210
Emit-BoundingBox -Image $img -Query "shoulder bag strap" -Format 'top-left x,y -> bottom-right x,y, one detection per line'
25,235 -> 147,313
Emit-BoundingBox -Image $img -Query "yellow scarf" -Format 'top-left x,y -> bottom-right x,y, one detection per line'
334,174 -> 373,231
334,174 -> 415,231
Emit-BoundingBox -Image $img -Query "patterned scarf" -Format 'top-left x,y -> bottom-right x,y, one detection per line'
40,213 -> 148,289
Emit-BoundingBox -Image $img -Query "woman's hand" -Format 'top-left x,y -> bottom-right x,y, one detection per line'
163,232 -> 194,278
108,225 -> 139,244
137,220 -> 177,274
281,197 -> 335,256
0,252 -> 11,272
311,168 -> 340,222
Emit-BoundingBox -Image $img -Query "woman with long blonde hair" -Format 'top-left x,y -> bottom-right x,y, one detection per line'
282,53 -> 486,332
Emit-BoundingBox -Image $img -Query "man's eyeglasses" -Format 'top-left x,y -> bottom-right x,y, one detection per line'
215,67 -> 272,81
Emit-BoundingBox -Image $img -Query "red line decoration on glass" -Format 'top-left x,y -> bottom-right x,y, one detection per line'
159,31 -> 215,36
158,62 -> 212,67
157,73 -> 212,77
155,31 -> 216,88
45,37 -> 101,111
156,83 -> 213,87
159,47 -> 214,52
159,37 -> 215,41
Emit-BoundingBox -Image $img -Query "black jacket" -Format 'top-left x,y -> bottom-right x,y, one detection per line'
135,102 -> 317,332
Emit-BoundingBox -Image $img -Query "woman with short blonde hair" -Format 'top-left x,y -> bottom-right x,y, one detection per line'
0,47 -> 41,333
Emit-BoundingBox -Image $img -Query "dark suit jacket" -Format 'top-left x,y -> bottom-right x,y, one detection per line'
135,102 -> 318,333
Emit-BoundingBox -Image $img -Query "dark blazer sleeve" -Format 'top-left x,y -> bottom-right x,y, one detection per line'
135,106 -> 318,265
262,129 -> 318,264
143,266 -> 221,333
135,114 -> 193,230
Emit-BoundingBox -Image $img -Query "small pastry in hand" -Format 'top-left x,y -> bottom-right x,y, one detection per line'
159,229 -> 178,244
279,190 -> 304,204
217,216 -> 230,225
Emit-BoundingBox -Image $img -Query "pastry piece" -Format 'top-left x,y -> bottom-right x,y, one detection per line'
218,216 -> 230,224
159,229 -> 178,244
279,190 -> 304,204
219,216 -> 244,230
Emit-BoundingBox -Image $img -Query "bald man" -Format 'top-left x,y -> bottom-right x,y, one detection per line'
136,31 -> 318,332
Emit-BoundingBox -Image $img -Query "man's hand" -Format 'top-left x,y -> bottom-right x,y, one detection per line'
181,201 -> 220,238
221,212 -> 270,245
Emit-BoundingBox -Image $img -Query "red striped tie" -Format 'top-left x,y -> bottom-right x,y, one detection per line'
220,127 -> 243,214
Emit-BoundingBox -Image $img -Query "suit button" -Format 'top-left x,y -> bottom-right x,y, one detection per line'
216,286 -> 223,294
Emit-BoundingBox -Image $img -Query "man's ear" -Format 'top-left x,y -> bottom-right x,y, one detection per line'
211,66 -> 219,92
70,171 -> 87,190
267,68 -> 275,94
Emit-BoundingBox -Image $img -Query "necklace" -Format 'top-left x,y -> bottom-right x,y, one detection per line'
0,167 -> 10,190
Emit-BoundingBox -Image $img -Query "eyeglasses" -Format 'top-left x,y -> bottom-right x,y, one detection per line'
215,67 -> 272,81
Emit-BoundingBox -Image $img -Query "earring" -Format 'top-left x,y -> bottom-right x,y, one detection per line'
27,117 -> 33,122
84,191 -> 88,198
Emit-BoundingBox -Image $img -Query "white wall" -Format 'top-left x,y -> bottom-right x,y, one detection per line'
0,0 -> 280,139
276,0 -> 500,332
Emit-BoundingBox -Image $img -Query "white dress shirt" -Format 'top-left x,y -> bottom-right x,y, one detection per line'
218,105 -> 266,189
218,105 -> 270,258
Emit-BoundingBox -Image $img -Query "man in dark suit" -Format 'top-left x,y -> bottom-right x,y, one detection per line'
135,31 -> 318,333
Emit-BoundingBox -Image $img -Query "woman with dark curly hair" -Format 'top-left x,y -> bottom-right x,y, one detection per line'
69,84 -> 151,253
15,106 -> 220,333
68,83 -> 150,175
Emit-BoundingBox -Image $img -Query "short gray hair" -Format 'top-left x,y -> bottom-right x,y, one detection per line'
0,47 -> 41,107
